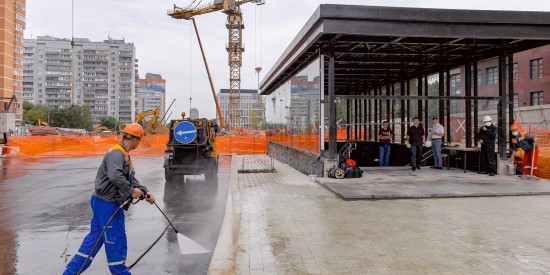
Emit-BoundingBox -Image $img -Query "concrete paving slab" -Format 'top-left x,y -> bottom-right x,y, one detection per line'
317,167 -> 550,200
212,156 -> 550,274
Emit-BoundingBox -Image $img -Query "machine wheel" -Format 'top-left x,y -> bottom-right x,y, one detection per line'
334,168 -> 345,179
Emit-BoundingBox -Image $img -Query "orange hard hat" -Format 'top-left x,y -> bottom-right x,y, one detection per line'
123,123 -> 145,138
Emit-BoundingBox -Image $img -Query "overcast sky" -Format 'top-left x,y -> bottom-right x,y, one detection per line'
25,0 -> 550,119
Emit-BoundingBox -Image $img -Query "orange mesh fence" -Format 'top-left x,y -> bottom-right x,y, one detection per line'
8,135 -> 168,158
6,134 -> 270,157
216,135 -> 267,155
522,126 -> 550,179
268,134 -> 320,154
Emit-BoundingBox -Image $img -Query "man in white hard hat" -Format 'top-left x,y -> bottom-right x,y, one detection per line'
476,115 -> 497,176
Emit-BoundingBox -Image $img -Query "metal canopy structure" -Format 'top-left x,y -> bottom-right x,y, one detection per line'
260,4 -> 550,159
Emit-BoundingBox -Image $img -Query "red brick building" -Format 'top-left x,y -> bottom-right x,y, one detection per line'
453,45 -> 549,110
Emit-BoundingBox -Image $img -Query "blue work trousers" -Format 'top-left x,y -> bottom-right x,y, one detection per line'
379,144 -> 391,166
63,196 -> 130,275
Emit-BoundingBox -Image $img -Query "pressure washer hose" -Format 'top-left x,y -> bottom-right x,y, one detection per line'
77,198 -> 132,275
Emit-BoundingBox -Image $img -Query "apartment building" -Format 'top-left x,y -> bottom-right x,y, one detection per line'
22,36 -> 137,123
217,89 -> 264,129
136,73 -> 166,117
1,1 -> 26,126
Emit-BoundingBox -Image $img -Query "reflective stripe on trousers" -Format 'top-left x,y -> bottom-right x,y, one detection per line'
63,196 -> 131,275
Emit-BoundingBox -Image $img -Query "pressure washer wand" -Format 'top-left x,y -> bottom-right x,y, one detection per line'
153,202 -> 179,233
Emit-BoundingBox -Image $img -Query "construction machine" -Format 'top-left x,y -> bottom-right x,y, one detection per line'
36,118 -> 49,127
135,108 -> 169,135
164,112 -> 219,181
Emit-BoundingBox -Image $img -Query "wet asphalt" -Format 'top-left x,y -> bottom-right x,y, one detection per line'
0,155 -> 230,275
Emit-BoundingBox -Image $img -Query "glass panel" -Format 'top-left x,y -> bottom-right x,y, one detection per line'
266,58 -> 321,154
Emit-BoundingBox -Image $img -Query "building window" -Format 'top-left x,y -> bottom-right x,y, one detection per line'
450,74 -> 461,95
15,2 -> 25,11
15,13 -> 25,21
530,91 -> 544,106
486,67 -> 498,85
513,94 -> 519,108
530,58 -> 543,79
14,24 -> 24,32
513,63 -> 518,81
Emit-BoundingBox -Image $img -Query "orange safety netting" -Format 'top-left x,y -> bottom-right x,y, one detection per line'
8,135 -> 169,157
520,126 -> 550,179
6,134 -> 269,157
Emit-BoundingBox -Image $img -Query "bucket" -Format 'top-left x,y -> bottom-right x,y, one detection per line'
506,164 -> 516,175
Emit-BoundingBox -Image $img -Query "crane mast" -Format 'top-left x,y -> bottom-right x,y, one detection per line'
168,0 -> 265,132
226,9 -> 243,130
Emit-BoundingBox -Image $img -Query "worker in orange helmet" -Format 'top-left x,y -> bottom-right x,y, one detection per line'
509,120 -> 538,176
63,123 -> 156,275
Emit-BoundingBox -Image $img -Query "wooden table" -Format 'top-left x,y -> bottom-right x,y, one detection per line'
443,147 -> 481,173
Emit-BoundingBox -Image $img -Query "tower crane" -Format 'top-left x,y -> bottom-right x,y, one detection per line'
168,0 -> 265,131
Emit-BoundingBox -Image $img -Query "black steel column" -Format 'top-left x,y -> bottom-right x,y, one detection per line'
424,75 -> 429,128
438,70 -> 445,130
328,45 -> 336,158
473,62 -> 479,147
386,85 -> 391,123
368,89 -> 372,140
353,99 -> 359,140
363,96 -> 367,140
418,76 -> 423,122
374,87 -> 379,142
399,80 -> 407,144
391,84 -> 395,141
446,68 -> 451,143
508,53 -> 515,128
498,49 -> 508,159
406,80 -> 411,127
465,58 -> 472,148
346,99 -> 351,140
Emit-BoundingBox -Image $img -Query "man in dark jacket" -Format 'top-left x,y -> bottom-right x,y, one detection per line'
477,115 -> 498,176
407,117 -> 425,171
63,123 -> 156,275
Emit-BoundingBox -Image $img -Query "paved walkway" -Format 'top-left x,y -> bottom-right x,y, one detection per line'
318,166 -> 550,200
209,156 -> 550,274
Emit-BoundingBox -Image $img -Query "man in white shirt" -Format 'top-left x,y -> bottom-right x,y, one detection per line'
430,117 -> 445,169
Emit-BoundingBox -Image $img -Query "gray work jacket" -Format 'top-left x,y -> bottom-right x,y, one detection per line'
93,141 -> 148,204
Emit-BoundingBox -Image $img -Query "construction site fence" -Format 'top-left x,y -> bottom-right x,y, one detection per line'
6,134 -> 269,158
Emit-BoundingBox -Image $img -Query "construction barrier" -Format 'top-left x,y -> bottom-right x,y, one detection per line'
6,134 -> 268,157
269,134 -> 320,155
8,135 -> 168,158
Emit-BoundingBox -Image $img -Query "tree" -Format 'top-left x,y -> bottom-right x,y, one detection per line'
23,103 -> 55,125
99,116 -> 119,130
248,108 -> 259,129
49,105 -> 94,131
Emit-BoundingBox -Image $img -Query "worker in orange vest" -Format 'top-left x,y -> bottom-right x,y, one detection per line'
509,121 -> 538,176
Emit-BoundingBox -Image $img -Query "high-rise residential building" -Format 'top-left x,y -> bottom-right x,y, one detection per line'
1,1 -> 26,126
22,36 -> 137,123
218,89 -> 263,129
190,107 -> 199,119
136,73 -> 166,119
